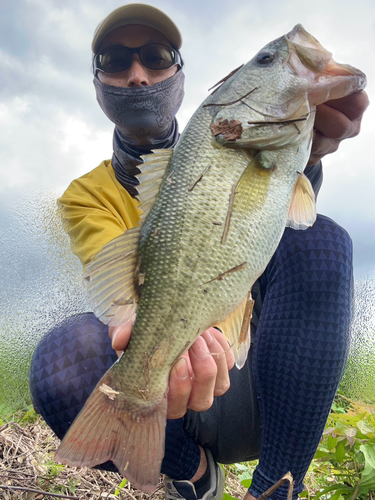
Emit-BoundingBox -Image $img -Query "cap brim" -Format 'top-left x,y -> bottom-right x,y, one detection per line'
92,3 -> 182,53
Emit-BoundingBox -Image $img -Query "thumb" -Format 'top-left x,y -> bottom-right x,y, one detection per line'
109,314 -> 136,352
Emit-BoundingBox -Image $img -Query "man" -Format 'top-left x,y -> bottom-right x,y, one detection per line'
29,4 -> 369,500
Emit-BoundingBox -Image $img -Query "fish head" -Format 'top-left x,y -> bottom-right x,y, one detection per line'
209,25 -> 366,150
286,24 -> 366,105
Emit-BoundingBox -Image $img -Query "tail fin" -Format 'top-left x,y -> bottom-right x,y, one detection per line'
55,371 -> 167,493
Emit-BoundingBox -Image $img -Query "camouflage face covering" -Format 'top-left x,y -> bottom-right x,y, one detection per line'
94,70 -> 184,195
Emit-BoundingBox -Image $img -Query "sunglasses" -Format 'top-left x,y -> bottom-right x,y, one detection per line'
93,43 -> 182,74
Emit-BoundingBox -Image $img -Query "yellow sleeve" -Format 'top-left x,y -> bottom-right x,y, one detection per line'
58,160 -> 141,265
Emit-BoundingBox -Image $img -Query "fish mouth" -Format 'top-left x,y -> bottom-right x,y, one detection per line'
285,24 -> 366,103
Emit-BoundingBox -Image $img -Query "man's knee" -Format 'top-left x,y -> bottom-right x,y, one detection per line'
272,214 -> 352,275
29,313 -> 115,438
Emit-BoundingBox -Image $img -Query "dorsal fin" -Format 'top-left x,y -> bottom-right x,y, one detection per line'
214,292 -> 254,369
286,173 -> 316,230
136,149 -> 174,221
83,149 -> 174,328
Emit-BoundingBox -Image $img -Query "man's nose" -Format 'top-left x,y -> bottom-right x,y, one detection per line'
126,55 -> 149,87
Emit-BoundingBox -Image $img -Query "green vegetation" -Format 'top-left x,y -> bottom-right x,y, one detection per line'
221,393 -> 375,500
301,394 -> 375,499
341,345 -> 375,403
0,334 -> 32,412
0,403 -> 37,426
1,302 -> 375,498
2,395 -> 375,499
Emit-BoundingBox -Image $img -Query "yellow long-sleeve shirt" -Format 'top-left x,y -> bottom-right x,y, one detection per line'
58,160 -> 141,266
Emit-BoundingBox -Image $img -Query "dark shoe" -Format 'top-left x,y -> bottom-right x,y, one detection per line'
164,450 -> 225,500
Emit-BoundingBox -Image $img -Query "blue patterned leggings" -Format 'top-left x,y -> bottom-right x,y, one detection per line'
29,215 -> 352,499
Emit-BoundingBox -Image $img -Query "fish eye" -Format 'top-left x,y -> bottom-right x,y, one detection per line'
256,52 -> 275,64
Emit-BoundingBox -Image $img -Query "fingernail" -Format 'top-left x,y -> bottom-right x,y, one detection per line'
175,357 -> 189,380
191,336 -> 208,359
202,330 -> 214,346
111,325 -> 121,348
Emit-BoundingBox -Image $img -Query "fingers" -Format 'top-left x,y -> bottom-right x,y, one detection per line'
307,130 -> 340,166
201,329 -> 234,396
167,335 -> 219,418
208,328 -> 236,371
314,103 -> 358,141
308,90 -> 369,166
187,335 -> 219,412
314,90 -> 369,140
167,354 -> 192,419
167,328 -> 235,419
323,90 -> 369,122
108,314 -> 136,355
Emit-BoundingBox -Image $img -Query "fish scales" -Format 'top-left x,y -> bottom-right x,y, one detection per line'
128,105 -> 259,395
118,107 -> 244,396
56,24 -> 366,493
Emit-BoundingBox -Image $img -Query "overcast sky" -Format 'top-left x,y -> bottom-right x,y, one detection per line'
1,0 -> 374,405
1,0 -> 374,278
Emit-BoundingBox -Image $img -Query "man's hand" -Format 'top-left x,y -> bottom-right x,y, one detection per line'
109,320 -> 235,419
109,319 -> 135,357
308,90 -> 369,166
167,328 -> 235,418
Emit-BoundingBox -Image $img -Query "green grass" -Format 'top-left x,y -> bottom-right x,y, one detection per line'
0,335 -> 32,413
302,393 -> 375,499
0,403 -> 38,425
341,344 -> 375,403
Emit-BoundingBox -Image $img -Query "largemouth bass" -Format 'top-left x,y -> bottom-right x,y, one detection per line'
56,25 -> 366,492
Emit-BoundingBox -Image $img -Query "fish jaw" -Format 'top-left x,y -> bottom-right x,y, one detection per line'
286,24 -> 366,105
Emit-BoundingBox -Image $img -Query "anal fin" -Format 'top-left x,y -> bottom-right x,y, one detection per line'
214,291 -> 254,369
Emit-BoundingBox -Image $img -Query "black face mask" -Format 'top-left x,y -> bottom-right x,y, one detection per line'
94,70 -> 184,195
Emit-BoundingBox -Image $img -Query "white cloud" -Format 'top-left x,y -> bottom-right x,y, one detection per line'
0,95 -> 112,193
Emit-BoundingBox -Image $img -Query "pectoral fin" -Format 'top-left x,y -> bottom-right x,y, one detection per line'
286,173 -> 316,230
221,153 -> 273,244
214,292 -> 254,369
